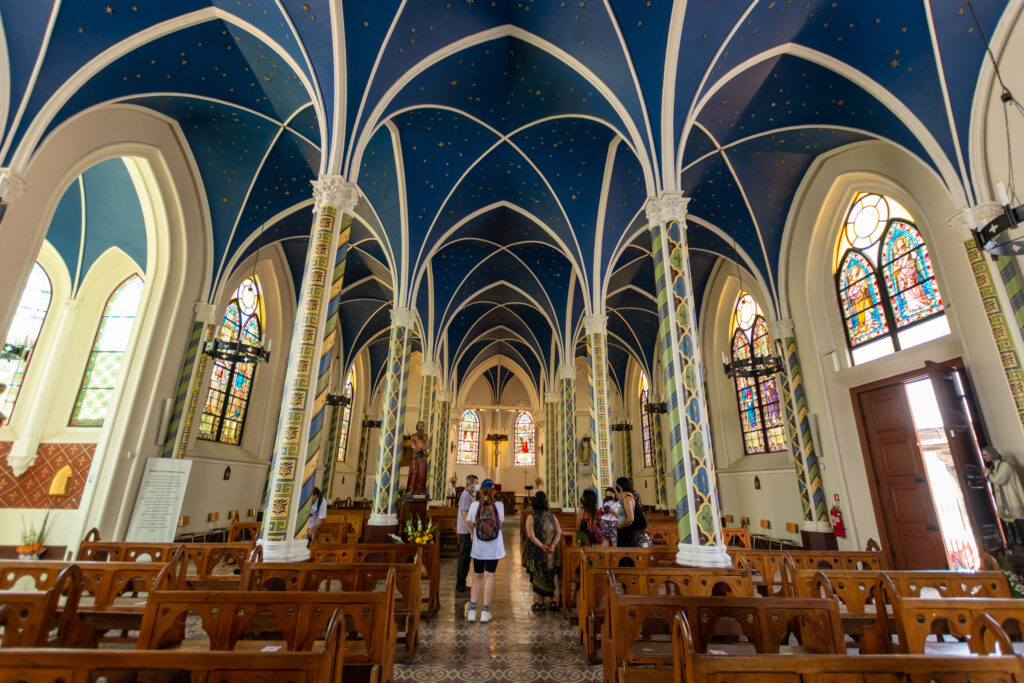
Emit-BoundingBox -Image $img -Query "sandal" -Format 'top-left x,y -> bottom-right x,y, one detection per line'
531,603 -> 545,613
547,601 -> 559,611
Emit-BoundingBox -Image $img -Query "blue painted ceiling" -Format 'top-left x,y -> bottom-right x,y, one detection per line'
1,0 -> 1010,399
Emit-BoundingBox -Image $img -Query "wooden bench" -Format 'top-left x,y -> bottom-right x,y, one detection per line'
722,527 -> 751,548
562,545 -> 679,621
324,509 -> 368,542
661,611 -> 1024,683
311,521 -> 348,545
604,588 -> 846,683
139,583 -> 395,683
730,547 -> 887,598
311,542 -> 439,617
228,520 -> 261,542
426,507 -> 461,555
245,559 -> 422,660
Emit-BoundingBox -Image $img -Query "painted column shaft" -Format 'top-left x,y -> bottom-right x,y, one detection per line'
560,365 -> 577,510
260,177 -> 357,562
586,316 -> 613,493
651,407 -> 668,507
418,364 -> 438,499
646,193 -> 729,568
162,302 -> 221,460
431,394 -> 450,502
354,418 -> 375,499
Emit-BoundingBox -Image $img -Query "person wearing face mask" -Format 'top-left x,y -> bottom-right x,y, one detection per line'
599,487 -> 620,547
455,475 -> 479,595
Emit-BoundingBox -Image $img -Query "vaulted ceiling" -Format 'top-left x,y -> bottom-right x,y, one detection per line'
0,0 -> 1008,401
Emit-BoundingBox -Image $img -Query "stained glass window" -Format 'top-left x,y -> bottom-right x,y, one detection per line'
0,264 -> 52,427
70,274 -> 144,426
457,410 -> 480,464
835,193 -> 946,364
198,278 -> 262,445
336,368 -> 355,461
731,294 -> 787,455
639,373 -> 654,468
514,411 -> 535,466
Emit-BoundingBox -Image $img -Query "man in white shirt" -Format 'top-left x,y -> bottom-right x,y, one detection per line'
455,475 -> 478,594
307,487 -> 327,545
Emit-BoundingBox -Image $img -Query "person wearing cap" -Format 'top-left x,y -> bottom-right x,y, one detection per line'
464,478 -> 505,623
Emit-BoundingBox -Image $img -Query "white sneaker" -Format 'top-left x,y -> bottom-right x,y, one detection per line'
466,607 -> 476,622
479,609 -> 492,623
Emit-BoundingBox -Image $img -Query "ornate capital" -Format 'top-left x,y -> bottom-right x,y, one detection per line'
544,392 -> 560,404
0,170 -> 28,201
421,360 -> 440,377
311,175 -> 360,214
436,389 -> 451,402
558,363 -> 576,380
391,306 -> 416,330
61,298 -> 83,313
947,202 -> 1004,240
193,301 -> 222,324
767,318 -> 795,340
645,191 -> 690,226
583,314 -> 608,335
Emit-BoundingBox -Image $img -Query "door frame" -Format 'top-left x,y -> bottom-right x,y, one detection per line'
850,356 -> 984,568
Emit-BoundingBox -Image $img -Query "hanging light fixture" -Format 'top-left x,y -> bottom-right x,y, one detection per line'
966,0 -> 1024,258
722,236 -> 784,380
203,220 -> 271,365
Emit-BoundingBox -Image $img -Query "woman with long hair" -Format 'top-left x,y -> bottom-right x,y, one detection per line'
465,479 -> 505,623
599,487 -> 620,547
524,490 -> 561,611
576,489 -> 605,547
615,477 -> 647,547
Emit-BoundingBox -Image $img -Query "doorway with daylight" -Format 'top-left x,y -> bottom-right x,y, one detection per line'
852,360 -> 1002,570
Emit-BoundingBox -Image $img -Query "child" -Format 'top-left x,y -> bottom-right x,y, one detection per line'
599,487 -> 620,547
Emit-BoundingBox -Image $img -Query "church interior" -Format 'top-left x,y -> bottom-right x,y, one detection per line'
1,0 -> 1024,680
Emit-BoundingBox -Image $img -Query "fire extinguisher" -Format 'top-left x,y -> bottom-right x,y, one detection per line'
830,493 -> 846,539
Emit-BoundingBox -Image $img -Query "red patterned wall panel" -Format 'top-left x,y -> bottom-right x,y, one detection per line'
0,442 -> 96,509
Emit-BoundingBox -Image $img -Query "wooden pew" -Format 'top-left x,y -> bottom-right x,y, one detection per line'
722,527 -> 751,548
562,544 -> 680,621
665,611 -> 1024,683
139,583 -> 394,683
426,507 -> 461,555
0,605 -> 346,683
311,542 -> 440,617
311,520 -> 348,545
730,547 -> 887,598
324,509 -> 368,542
245,559 -> 422,660
604,587 -> 846,683
0,565 -> 91,648
228,520 -> 261,542
645,522 -> 679,547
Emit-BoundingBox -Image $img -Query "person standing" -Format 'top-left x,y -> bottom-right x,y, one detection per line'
306,487 -> 327,546
576,489 -> 605,547
455,474 -> 479,595
524,490 -> 561,611
600,487 -> 620,547
465,479 -> 504,623
616,477 -> 648,547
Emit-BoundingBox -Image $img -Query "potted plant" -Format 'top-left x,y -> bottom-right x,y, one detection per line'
17,510 -> 52,560
534,476 -> 544,489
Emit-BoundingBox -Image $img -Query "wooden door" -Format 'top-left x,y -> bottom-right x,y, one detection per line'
856,383 -> 948,569
925,361 -> 1004,553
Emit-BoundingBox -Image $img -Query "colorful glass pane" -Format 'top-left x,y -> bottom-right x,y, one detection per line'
514,411 -> 535,466
70,275 -> 144,426
880,221 -> 943,327
730,293 -> 787,455
843,193 -> 889,250
639,373 -> 654,468
0,264 -> 51,426
752,319 -> 771,358
457,410 -> 480,464
336,370 -> 354,462
198,277 -> 261,444
838,251 -> 888,347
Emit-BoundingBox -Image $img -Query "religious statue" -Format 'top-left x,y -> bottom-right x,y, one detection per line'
983,447 -> 1024,545
406,420 -> 429,496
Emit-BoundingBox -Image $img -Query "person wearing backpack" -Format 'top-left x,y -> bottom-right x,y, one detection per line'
464,479 -> 504,623
575,489 -> 606,547
615,477 -> 649,547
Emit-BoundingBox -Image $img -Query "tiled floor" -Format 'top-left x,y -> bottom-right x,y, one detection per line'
395,519 -> 601,681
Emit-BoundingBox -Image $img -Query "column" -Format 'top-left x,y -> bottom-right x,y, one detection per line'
585,315 -> 613,493
646,192 -> 730,567
419,361 -> 439,500
430,390 -> 451,503
544,392 -> 559,504
0,170 -> 31,338
560,363 -> 578,511
613,423 -> 634,483
260,176 -> 358,562
300,215 -> 353,516
322,393 -> 350,500
649,402 -> 668,508
161,303 -> 221,460
6,298 -> 82,475
365,306 -> 416,540
354,418 -> 381,499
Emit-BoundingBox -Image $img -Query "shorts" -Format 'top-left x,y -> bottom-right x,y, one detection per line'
473,558 -> 499,573
599,518 -> 618,544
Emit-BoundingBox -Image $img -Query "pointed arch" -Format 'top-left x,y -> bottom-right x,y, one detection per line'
336,367 -> 356,462
639,372 -> 654,469
514,411 -> 535,467
730,293 -> 786,456
0,263 -> 52,426
457,409 -> 481,465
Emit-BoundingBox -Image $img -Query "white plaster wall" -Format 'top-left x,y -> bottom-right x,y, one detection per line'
176,457 -> 268,535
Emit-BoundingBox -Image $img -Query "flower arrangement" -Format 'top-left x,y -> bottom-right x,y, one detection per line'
17,510 -> 52,558
389,517 -> 437,545
997,551 -> 1024,598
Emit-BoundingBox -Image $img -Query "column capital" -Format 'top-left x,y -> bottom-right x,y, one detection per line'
544,392 -> 560,403
584,314 -> 608,335
559,363 -> 576,380
390,306 -> 416,330
421,360 -> 441,377
193,301 -> 222,324
61,298 -> 83,313
767,318 -> 795,340
311,175 -> 360,214
645,191 -> 690,226
436,389 -> 451,402
0,169 -> 28,200
947,202 -> 1004,240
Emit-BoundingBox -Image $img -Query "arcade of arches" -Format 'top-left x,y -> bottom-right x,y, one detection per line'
1,0 -> 1024,677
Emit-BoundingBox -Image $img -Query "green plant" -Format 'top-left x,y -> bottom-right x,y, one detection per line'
19,510 -> 52,551
997,551 -> 1024,598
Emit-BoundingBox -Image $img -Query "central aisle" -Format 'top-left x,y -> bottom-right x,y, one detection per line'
395,517 -> 601,681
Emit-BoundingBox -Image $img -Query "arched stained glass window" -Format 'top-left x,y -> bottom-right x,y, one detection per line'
514,411 -> 535,466
835,193 -> 947,364
731,294 -> 786,455
198,278 -> 262,445
70,274 -> 144,426
639,373 -> 654,468
0,264 -> 52,426
336,368 -> 355,462
457,410 -> 480,465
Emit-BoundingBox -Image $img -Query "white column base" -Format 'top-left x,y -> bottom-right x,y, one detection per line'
258,538 -> 311,563
801,520 -> 833,533
675,542 -> 732,568
367,513 -> 398,527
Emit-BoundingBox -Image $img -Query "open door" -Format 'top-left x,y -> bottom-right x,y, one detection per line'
924,361 -> 1004,554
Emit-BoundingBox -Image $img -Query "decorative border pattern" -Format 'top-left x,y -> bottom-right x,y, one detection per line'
966,241 -> 1024,430
161,320 -> 204,457
776,340 -> 812,521
431,399 -> 450,501
354,419 -> 371,499
418,372 -> 436,496
372,322 -> 412,516
172,322 -> 215,458
0,442 -> 95,509
652,409 -> 667,506
562,376 -> 576,507
586,328 -> 612,492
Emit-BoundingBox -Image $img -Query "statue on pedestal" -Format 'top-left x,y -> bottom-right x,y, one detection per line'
407,421 -> 429,496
